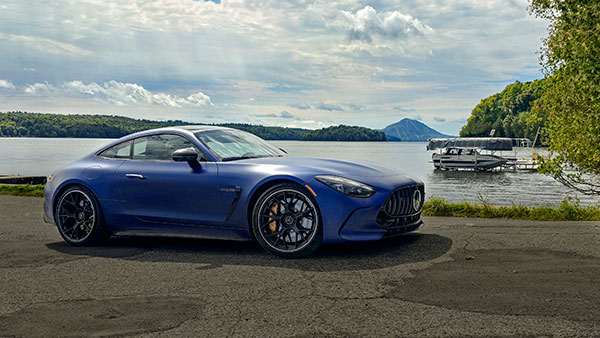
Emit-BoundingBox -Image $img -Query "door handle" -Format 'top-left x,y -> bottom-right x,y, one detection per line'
125,173 -> 146,179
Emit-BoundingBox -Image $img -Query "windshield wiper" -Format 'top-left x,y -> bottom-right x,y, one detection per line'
221,155 -> 269,161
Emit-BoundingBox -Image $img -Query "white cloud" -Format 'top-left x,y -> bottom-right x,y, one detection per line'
24,82 -> 54,95
0,79 -> 15,89
309,5 -> 433,43
24,80 -> 212,108
187,92 -> 213,106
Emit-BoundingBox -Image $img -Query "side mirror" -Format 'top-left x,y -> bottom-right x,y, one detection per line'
172,148 -> 200,169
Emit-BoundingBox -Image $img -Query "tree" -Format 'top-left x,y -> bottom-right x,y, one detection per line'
460,79 -> 548,141
529,0 -> 600,195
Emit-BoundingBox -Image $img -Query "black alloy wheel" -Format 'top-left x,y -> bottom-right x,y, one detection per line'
252,183 -> 322,258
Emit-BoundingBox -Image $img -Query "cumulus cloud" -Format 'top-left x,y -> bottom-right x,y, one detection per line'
24,82 -> 53,95
0,79 -> 15,89
24,80 -> 212,108
311,5 -> 433,43
186,92 -> 213,106
315,102 -> 344,111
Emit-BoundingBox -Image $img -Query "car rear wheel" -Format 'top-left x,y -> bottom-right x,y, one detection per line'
252,183 -> 322,258
55,186 -> 109,246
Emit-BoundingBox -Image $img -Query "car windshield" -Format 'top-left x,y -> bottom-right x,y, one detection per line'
195,129 -> 284,161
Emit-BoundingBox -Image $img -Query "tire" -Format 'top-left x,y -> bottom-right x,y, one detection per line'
252,183 -> 323,258
54,185 -> 109,246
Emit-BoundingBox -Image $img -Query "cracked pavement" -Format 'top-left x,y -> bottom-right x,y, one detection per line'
1,195 -> 599,337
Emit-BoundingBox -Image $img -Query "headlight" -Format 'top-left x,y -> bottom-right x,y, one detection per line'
315,175 -> 376,198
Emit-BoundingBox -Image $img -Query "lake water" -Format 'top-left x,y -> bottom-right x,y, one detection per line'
1,137 -> 598,207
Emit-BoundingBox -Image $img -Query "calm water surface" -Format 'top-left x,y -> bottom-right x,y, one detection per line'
1,138 -> 598,207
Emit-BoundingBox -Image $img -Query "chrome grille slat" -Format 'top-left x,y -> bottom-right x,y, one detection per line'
376,184 -> 424,229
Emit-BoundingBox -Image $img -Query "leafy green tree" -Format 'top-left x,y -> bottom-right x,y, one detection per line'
530,0 -> 600,195
460,79 -> 549,142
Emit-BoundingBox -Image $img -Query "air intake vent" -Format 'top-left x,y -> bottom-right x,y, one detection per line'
376,184 -> 424,228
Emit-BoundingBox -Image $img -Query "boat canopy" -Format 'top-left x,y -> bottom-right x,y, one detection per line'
427,137 -> 514,151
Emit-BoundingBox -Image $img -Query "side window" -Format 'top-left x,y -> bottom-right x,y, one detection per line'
132,134 -> 200,161
99,140 -> 132,159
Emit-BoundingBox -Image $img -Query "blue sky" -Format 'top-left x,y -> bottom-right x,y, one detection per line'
0,0 -> 548,135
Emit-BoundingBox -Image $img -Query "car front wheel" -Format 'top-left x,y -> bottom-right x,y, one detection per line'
252,183 -> 322,258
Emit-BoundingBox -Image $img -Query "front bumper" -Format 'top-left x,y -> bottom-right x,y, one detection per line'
337,206 -> 423,241
337,183 -> 424,241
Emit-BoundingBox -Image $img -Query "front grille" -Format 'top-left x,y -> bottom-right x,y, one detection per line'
376,184 -> 424,228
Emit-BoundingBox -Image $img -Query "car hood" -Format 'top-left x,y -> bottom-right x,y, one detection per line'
235,157 -> 409,180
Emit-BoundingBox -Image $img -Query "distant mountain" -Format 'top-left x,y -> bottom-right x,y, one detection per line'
383,118 -> 452,141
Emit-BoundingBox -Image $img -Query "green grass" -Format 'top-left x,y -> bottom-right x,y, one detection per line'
423,196 -> 600,221
0,184 -> 45,197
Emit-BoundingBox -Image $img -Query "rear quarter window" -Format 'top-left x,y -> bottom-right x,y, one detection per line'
98,140 -> 132,159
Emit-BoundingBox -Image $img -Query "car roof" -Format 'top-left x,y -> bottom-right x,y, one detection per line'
94,125 -> 235,158
152,125 -> 235,133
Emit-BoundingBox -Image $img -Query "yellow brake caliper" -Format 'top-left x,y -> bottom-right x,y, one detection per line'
269,202 -> 279,233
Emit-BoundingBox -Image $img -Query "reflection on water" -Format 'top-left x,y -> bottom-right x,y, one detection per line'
0,138 -> 598,207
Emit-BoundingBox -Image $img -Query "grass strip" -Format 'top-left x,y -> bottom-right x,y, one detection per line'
0,184 -> 45,197
423,196 -> 600,221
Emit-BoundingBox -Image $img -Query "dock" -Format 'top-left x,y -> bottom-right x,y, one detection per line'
0,175 -> 47,185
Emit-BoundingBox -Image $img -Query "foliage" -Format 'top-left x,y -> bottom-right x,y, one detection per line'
302,125 -> 386,141
459,79 -> 549,144
0,111 -> 189,138
528,0 -> 600,195
217,123 -> 307,140
422,196 -> 600,221
0,184 -> 45,197
0,112 -> 386,142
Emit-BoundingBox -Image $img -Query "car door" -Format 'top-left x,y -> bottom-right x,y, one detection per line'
115,133 -> 220,226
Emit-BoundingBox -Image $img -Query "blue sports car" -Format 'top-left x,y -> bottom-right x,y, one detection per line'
44,126 -> 424,257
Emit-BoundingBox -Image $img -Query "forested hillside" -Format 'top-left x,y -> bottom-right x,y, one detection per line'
0,112 -> 188,138
0,112 -> 381,141
459,79 -> 549,144
302,125 -> 386,141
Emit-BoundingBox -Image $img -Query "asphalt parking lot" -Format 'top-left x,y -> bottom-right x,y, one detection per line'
1,195 -> 599,337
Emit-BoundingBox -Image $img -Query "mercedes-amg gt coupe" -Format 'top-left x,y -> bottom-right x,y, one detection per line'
44,126 -> 424,257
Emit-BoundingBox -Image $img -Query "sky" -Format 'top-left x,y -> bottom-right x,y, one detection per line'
0,0 -> 549,135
